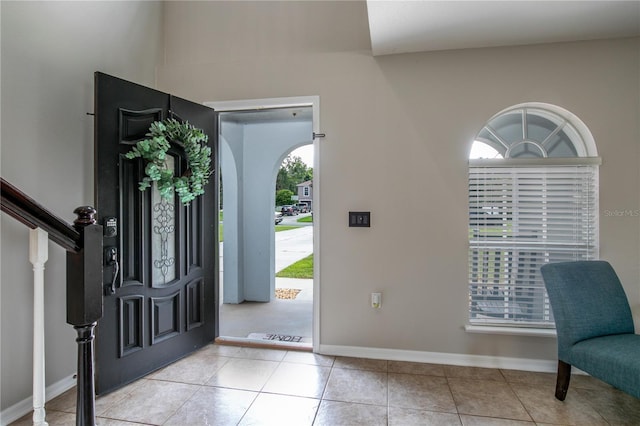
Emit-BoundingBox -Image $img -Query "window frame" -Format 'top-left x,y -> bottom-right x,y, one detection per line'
467,104 -> 600,329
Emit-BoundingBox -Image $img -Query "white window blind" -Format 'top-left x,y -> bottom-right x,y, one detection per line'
468,164 -> 598,327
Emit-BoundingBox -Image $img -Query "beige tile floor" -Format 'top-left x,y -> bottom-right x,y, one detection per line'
13,343 -> 640,425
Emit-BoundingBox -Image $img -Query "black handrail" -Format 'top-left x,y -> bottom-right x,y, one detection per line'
1,177 -> 81,252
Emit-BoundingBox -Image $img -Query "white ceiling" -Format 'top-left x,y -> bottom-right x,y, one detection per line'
367,1 -> 640,56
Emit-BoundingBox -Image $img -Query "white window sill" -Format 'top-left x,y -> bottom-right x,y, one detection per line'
465,324 -> 557,337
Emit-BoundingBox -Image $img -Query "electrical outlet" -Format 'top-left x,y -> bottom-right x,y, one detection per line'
371,292 -> 381,308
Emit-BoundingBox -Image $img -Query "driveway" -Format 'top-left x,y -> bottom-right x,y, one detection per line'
275,225 -> 313,272
280,212 -> 313,226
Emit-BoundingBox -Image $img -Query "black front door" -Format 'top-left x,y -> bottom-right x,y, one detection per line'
94,72 -> 218,394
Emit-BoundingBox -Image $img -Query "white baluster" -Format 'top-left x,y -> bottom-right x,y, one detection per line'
29,228 -> 48,426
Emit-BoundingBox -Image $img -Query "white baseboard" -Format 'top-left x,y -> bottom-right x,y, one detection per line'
318,344 -> 558,373
0,374 -> 76,426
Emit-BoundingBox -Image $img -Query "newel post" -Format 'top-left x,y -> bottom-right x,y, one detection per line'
66,206 -> 103,426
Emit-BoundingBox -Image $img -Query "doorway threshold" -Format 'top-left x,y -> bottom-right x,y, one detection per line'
215,335 -> 312,352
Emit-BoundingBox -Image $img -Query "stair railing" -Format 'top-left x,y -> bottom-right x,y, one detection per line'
1,177 -> 103,426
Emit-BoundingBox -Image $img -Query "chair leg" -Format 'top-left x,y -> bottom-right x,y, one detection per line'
555,360 -> 571,401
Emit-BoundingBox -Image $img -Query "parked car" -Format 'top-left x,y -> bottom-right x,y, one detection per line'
281,205 -> 298,216
296,204 -> 309,213
275,212 -> 283,224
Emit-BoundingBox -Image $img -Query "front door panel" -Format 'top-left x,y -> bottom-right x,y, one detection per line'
94,72 -> 217,394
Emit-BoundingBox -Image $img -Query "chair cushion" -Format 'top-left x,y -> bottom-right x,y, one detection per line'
570,334 -> 640,399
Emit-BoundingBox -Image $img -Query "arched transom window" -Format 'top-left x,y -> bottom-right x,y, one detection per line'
468,104 -> 600,328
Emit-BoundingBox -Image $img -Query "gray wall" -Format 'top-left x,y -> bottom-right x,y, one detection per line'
1,0 -> 164,412
157,1 -> 640,358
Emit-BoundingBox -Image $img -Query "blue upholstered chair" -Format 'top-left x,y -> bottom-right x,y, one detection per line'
541,261 -> 640,401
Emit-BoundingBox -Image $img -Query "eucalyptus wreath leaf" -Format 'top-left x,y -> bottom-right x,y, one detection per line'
124,118 -> 214,205
145,164 -> 160,180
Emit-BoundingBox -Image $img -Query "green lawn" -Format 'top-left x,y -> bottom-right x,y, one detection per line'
276,254 -> 313,279
219,210 -> 224,241
297,215 -> 313,223
276,225 -> 300,232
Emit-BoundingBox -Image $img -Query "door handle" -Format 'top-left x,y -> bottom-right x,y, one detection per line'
104,247 -> 119,295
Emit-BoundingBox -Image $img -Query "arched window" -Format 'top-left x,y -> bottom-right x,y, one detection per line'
468,104 -> 600,327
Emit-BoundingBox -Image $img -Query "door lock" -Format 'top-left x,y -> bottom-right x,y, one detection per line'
104,217 -> 117,237
104,247 -> 119,295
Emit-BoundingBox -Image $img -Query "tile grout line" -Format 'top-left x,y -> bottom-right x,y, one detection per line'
159,382 -> 202,426
443,375 -> 463,424
503,374 -> 536,424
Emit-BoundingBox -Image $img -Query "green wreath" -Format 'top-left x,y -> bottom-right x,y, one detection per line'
125,118 -> 213,205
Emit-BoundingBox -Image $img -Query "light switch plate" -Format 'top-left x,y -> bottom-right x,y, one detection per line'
349,211 -> 370,227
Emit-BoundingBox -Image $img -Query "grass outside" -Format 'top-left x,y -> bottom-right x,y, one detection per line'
276,225 -> 300,232
276,254 -> 313,279
219,210 -> 223,241
297,215 -> 313,223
